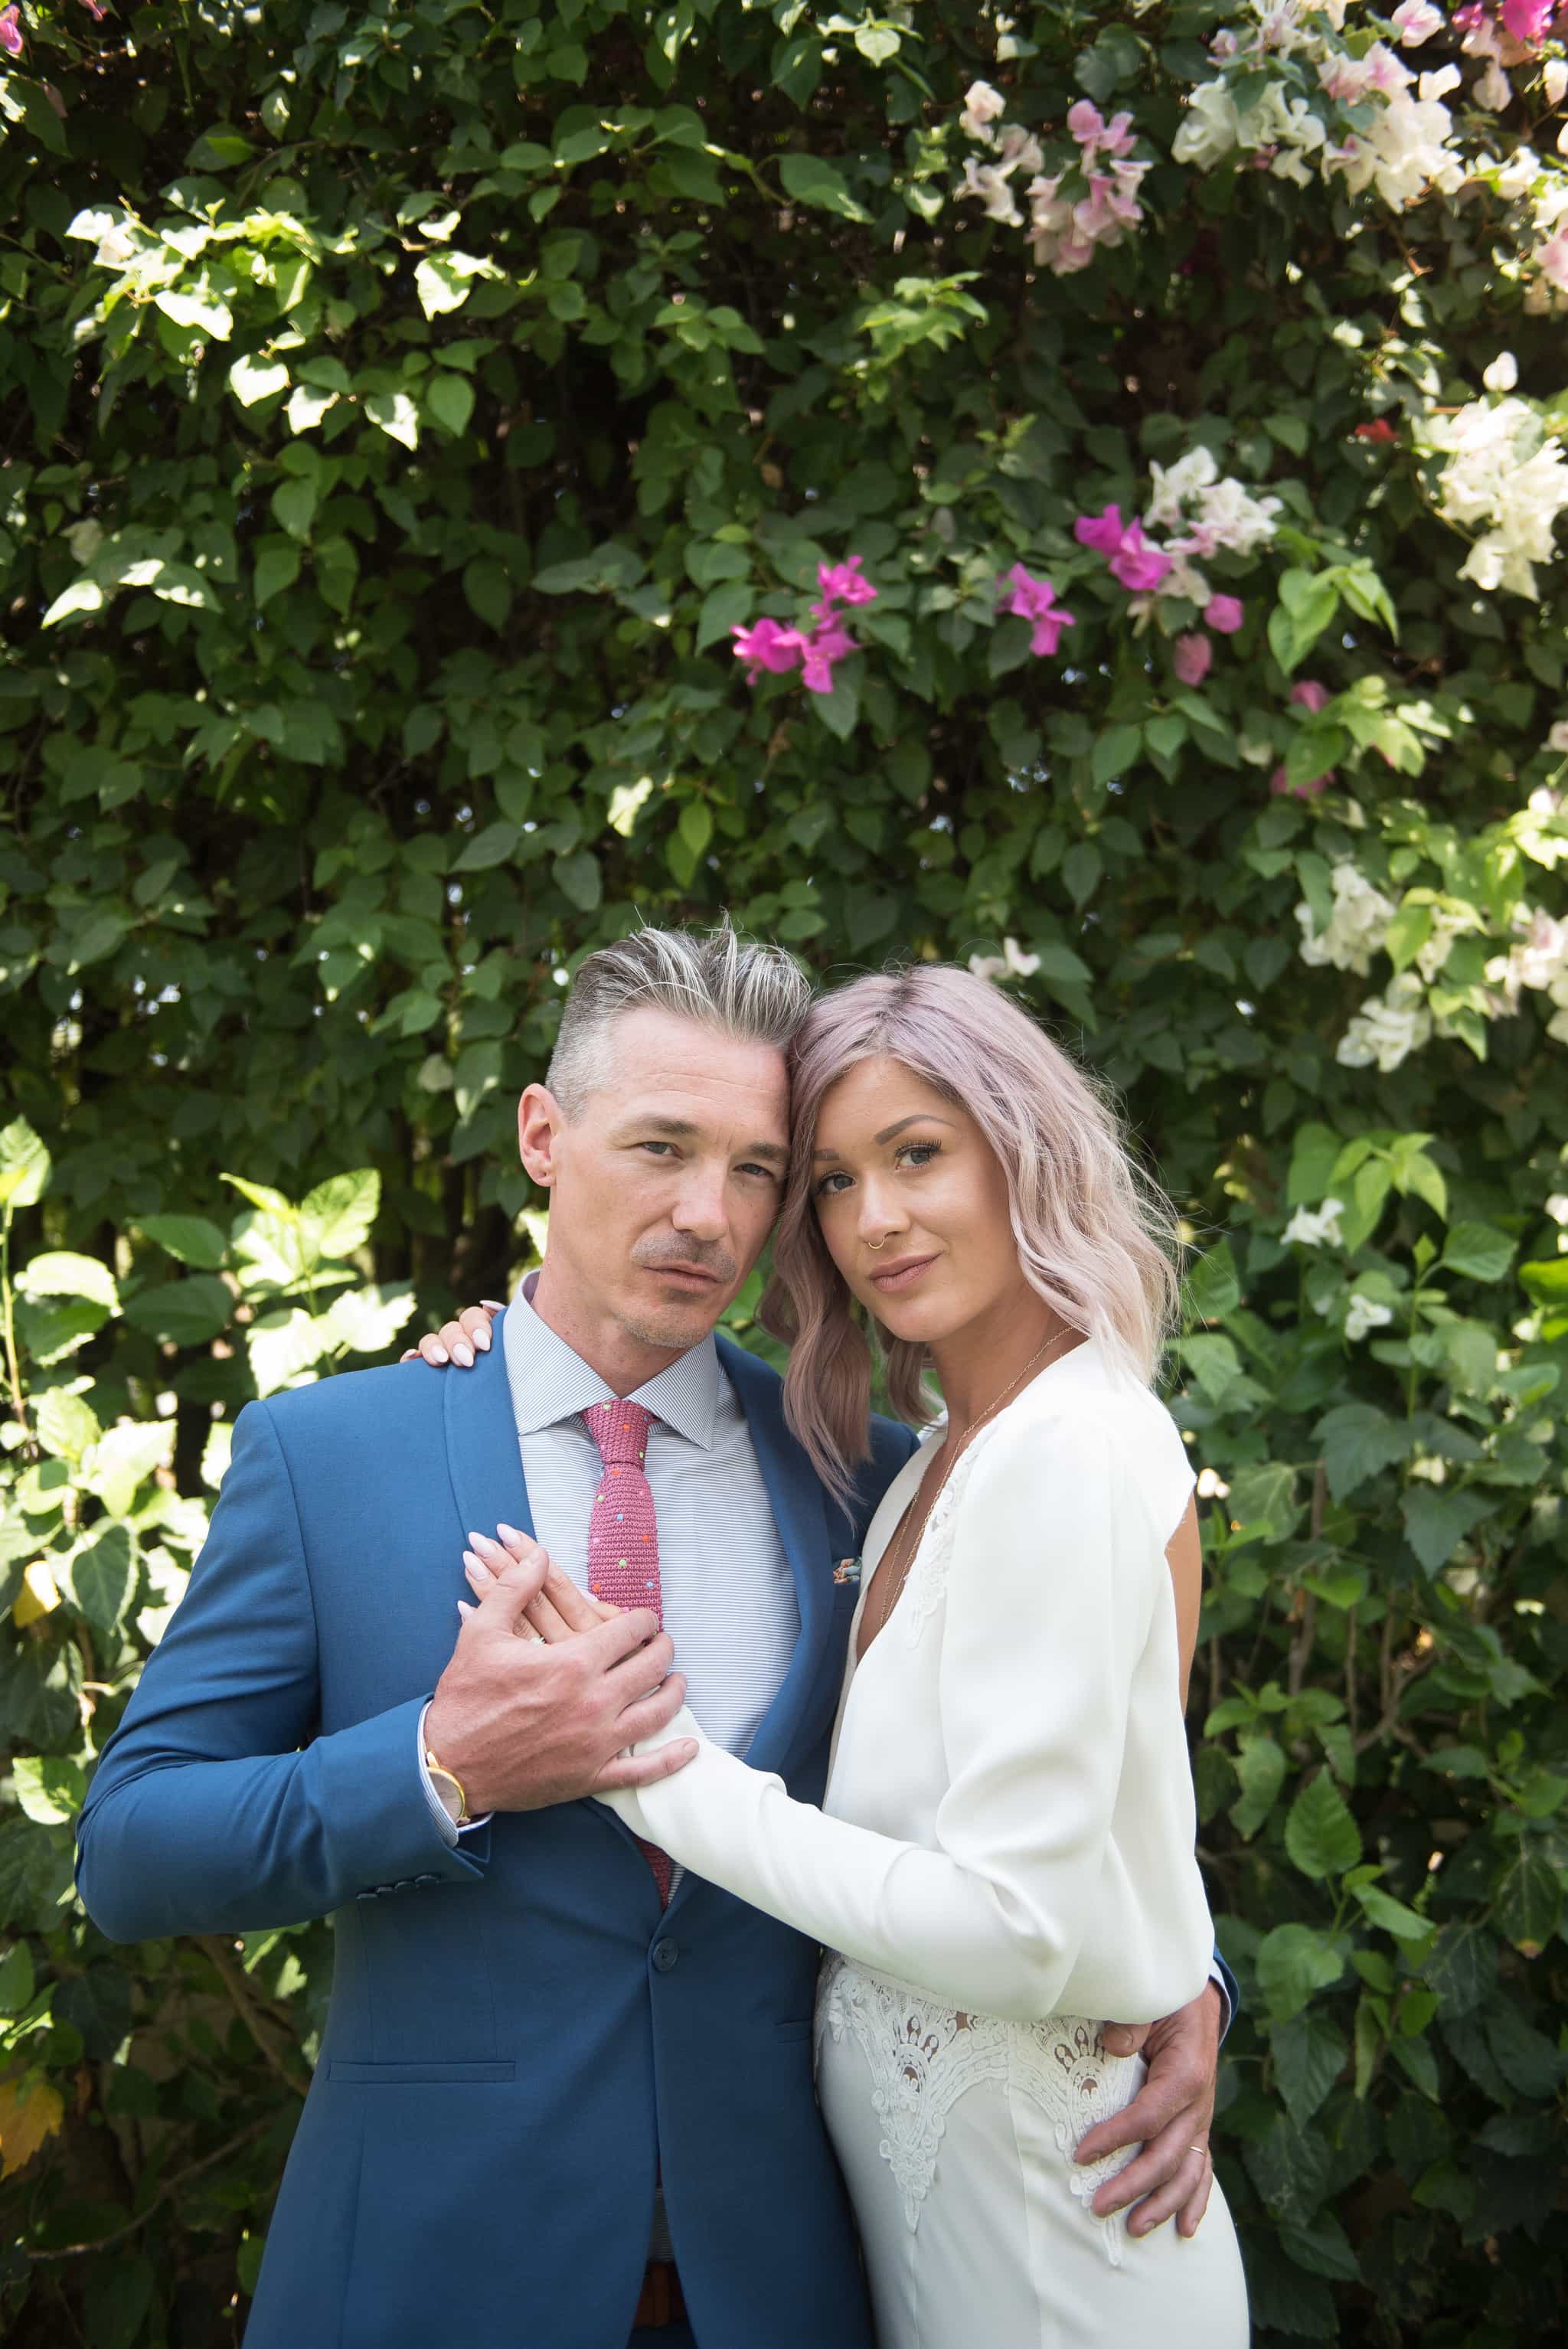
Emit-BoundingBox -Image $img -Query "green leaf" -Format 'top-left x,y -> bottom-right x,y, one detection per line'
1439,1223 -> 1514,1282
83,2254 -> 156,2349
463,558 -> 512,632
813,674 -> 861,740
696,580 -> 751,652
1285,1772 -> 1363,1880
271,476 -> 318,540
62,1522 -> 136,1636
34,1388 -> 103,1463
11,1753 -> 88,1827
1091,724 -> 1142,786
427,371 -> 476,436
1493,1854 -> 1561,1957
1355,1883 -> 1434,1944
1231,1732 -> 1287,1839
138,1214 -> 229,1269
18,1252 -> 119,1312
320,1282 -> 416,1357
1184,1239 -> 1240,1323
452,822 -> 519,872
254,541 -> 301,609
1313,1403 -> 1412,1501
247,1307 -> 331,1397
299,1169 -> 380,1260
1400,1486 -> 1493,1576
1256,1923 -> 1346,2021
778,152 -> 872,223
1270,2009 -> 1348,2128
122,1275 -> 234,1347
0,1119 -> 51,1210
554,850 -> 603,911
229,354 -> 290,407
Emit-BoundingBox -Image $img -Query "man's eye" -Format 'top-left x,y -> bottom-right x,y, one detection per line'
738,1163 -> 779,1181
639,1141 -> 675,1157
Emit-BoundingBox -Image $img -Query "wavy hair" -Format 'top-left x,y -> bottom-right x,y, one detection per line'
760,964 -> 1186,1508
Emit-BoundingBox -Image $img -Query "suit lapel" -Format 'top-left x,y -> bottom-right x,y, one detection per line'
715,1335 -> 834,1780
441,1312 -> 533,1543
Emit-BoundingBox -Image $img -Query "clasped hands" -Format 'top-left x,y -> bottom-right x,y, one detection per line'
430,1524 -> 1218,2242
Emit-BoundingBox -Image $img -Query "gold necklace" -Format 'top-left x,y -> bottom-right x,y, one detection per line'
863,1323 -> 1083,1649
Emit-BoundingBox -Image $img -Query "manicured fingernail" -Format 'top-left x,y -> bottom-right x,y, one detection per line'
430,1345 -> 449,1364
480,1299 -> 504,1312
475,1327 -> 491,1351
453,1343 -> 473,1367
496,1523 -> 528,1547
457,1599 -> 475,1619
462,1551 -> 491,1580
469,1531 -> 501,1556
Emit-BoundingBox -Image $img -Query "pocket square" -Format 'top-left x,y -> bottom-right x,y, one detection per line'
833,1556 -> 863,1587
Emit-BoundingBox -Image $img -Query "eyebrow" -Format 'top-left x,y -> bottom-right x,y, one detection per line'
620,1113 -> 789,1168
813,1114 -> 957,1161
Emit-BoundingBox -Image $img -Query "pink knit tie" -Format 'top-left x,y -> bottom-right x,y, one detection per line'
582,1400 -> 672,1906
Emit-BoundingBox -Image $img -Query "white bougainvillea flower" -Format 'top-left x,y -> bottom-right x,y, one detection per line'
968,936 -> 1041,983
1284,1197 -> 1348,1247
961,157 -> 1024,225
1344,1292 -> 1396,1341
1297,862 -> 1398,974
1391,0 -> 1444,44
1172,80 -> 1243,169
960,80 -> 1007,141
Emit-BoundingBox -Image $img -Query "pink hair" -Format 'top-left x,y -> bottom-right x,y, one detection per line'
760,965 -> 1186,1508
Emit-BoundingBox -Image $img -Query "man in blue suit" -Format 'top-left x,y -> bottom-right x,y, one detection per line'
77,924 -> 1235,2349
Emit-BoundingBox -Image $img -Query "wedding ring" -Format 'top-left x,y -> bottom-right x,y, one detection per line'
1189,2142 -> 1207,2154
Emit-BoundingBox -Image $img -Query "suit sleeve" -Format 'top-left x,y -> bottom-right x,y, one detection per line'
76,1400 -> 483,1942
602,1410 -> 1214,2024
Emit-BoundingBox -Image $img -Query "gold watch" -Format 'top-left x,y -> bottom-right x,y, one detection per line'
423,1745 -> 472,1828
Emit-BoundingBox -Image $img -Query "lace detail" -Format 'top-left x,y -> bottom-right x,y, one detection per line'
818,1958 -> 1137,2264
897,1423 -> 1001,1645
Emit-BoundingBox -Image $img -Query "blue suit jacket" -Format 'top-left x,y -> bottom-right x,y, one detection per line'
78,1324 -> 1238,2348
77,1330 -> 918,2349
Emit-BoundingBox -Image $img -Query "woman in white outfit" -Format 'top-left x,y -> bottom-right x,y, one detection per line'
466,965 -> 1250,2348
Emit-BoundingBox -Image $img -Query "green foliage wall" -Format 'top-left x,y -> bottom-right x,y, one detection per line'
2,0 -> 1567,2341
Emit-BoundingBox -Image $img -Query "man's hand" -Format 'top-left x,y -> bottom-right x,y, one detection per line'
1074,1982 -> 1222,2239
424,1536 -> 696,1810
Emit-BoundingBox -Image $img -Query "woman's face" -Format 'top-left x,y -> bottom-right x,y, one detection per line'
809,1054 -> 1024,1349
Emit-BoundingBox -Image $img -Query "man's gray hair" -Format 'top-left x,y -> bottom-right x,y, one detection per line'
546,923 -> 814,1114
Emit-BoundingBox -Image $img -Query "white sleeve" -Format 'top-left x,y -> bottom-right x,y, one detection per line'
416,1701 -> 492,1845
599,1410 -> 1161,2023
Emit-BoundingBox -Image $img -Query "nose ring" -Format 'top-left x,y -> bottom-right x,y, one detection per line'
866,1236 -> 889,1253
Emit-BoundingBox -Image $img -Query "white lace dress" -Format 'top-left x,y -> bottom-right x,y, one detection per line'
604,1337 -> 1251,2347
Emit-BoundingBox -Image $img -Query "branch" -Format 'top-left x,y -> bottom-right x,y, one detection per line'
191,1935 -> 307,2097
26,2114 -> 275,2260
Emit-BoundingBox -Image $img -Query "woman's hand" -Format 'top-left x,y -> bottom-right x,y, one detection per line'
462,1525 -> 622,1642
400,1299 -> 503,1368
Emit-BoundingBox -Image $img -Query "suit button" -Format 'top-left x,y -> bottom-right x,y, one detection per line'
374,1883 -> 393,1897
652,1939 -> 680,1974
355,1890 -> 375,1901
413,1873 -> 437,1887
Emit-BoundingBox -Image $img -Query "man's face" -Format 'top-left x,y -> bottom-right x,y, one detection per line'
519,1005 -> 792,1356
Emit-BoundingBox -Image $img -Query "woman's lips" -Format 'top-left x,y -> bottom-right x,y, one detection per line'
869,1254 -> 937,1293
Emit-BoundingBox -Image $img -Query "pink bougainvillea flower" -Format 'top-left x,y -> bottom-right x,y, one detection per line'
998,563 -> 1077,657
79,0 -> 107,18
0,5 -> 23,54
731,617 -> 806,681
1073,504 -> 1129,554
1290,679 -> 1331,713
1174,632 -> 1213,687
1501,0 -> 1553,41
1066,100 -> 1138,165
813,554 -> 878,613
1538,227 -> 1568,292
1106,521 -> 1171,593
1205,593 -> 1244,635
1354,417 -> 1399,443
801,613 -> 858,694
1075,505 -> 1172,593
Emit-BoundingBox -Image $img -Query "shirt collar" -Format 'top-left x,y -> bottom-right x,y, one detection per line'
501,1269 -> 720,1451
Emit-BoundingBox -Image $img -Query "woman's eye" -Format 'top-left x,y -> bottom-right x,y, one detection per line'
814,1171 -> 851,1197
900,1142 -> 940,1168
